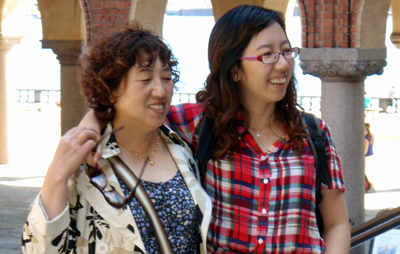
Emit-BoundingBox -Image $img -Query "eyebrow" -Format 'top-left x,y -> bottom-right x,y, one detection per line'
136,66 -> 172,73
256,40 -> 291,51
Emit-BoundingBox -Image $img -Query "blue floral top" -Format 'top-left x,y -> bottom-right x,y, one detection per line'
118,170 -> 199,254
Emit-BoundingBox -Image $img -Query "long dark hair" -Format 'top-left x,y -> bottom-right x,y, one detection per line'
80,21 -> 179,123
196,5 -> 306,159
365,123 -> 373,143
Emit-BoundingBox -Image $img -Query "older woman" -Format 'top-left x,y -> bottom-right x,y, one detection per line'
22,21 -> 211,254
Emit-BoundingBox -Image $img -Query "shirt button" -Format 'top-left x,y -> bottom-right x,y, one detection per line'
97,243 -> 109,254
260,155 -> 267,160
30,215 -> 36,224
258,238 -> 264,244
263,178 -> 269,184
262,208 -> 267,214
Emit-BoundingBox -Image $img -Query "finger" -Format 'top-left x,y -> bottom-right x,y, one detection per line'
85,153 -> 96,167
93,142 -> 103,165
61,126 -> 83,139
81,139 -> 97,166
75,128 -> 100,146
85,142 -> 101,167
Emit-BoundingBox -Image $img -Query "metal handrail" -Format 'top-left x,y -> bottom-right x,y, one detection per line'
350,206 -> 400,248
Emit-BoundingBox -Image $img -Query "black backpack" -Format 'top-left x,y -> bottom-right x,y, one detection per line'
195,112 -> 332,237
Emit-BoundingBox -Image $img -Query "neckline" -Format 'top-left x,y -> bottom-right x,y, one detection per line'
139,170 -> 180,185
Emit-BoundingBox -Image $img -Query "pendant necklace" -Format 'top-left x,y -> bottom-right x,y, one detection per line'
249,119 -> 275,138
116,135 -> 160,166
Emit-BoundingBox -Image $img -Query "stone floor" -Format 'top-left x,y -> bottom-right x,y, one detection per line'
1,105 -> 399,253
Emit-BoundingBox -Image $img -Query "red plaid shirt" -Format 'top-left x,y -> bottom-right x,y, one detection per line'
167,103 -> 345,254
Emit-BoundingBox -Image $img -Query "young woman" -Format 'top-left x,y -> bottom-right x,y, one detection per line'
365,122 -> 375,192
22,22 -> 211,254
167,5 -> 350,253
83,5 -> 350,254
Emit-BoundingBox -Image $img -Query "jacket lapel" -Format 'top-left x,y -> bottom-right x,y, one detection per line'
160,128 -> 212,252
75,161 -> 146,252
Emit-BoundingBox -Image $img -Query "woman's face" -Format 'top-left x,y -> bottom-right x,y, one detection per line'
237,22 -> 294,108
113,58 -> 174,130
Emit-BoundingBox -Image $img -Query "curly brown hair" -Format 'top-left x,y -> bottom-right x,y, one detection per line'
196,5 -> 307,159
80,21 -> 179,124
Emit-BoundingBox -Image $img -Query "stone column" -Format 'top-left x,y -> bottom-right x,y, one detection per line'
391,33 -> 400,49
42,40 -> 87,135
300,48 -> 387,253
0,36 -> 21,164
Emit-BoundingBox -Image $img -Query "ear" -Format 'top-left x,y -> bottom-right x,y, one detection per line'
231,65 -> 240,82
112,77 -> 127,98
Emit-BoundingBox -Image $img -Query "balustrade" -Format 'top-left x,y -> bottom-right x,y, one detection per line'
14,89 -> 399,114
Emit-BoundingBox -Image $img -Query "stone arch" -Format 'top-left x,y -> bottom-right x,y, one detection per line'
38,0 -> 85,41
0,0 -> 26,35
355,0 -> 392,48
130,0 -> 168,36
210,0 -> 263,21
262,0 -> 290,15
210,0 -> 291,22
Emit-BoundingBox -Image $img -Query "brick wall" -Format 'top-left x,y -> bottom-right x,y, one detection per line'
80,0 -> 132,45
298,0 -> 360,48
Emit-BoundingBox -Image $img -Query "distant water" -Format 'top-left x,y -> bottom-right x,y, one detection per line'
6,15 -> 399,98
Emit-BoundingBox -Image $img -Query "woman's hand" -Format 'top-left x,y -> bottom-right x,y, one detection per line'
79,110 -> 103,166
49,127 -> 99,179
40,127 -> 99,220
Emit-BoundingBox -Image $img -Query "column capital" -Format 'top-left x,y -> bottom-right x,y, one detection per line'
390,33 -> 400,49
0,36 -> 22,51
42,40 -> 84,66
299,48 -> 387,82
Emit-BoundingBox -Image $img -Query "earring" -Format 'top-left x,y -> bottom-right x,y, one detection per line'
233,75 -> 238,82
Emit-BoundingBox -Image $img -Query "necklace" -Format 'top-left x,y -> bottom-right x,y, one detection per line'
116,135 -> 160,166
249,119 -> 275,138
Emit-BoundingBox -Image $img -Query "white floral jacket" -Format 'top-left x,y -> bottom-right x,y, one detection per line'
22,124 -> 212,254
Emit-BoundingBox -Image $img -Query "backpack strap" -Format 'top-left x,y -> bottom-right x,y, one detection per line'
302,113 -> 332,238
195,114 -> 216,187
302,113 -> 332,186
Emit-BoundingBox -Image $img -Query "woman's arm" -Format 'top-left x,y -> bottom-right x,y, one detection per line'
319,189 -> 350,254
41,127 -> 98,220
364,138 -> 369,155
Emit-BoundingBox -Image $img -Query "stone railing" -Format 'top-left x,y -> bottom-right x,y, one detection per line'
15,89 -> 399,113
171,92 -> 324,112
171,92 -> 197,105
15,89 -> 60,104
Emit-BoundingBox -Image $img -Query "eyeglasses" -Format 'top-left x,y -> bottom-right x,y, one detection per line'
240,47 -> 300,64
86,155 -> 148,209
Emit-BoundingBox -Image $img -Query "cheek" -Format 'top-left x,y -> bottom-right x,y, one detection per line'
166,83 -> 174,99
288,62 -> 295,74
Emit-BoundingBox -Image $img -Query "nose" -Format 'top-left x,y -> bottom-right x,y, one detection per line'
274,54 -> 290,71
151,78 -> 167,98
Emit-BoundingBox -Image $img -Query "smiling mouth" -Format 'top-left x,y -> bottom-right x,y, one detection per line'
269,78 -> 287,84
148,104 -> 164,110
